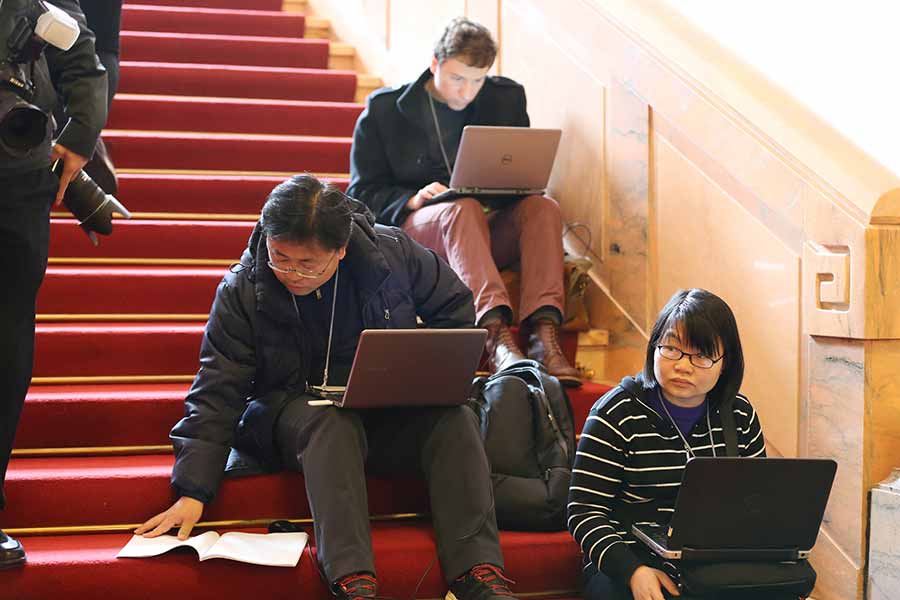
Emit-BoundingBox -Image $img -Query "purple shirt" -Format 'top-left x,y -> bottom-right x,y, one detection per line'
647,387 -> 707,437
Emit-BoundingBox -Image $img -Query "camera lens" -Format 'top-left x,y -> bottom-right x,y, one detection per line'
0,97 -> 48,155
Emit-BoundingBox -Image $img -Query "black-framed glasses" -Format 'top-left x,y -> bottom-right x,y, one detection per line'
266,246 -> 337,279
656,345 -> 724,369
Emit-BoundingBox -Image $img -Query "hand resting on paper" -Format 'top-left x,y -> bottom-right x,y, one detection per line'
135,496 -> 204,540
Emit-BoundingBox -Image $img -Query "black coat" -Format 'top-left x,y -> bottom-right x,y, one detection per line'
0,0 -> 108,175
170,203 -> 476,503
347,69 -> 529,227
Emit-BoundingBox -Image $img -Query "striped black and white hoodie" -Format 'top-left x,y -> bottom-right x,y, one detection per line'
567,373 -> 766,585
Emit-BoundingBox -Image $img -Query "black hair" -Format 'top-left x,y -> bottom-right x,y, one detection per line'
433,17 -> 497,68
259,174 -> 352,250
642,288 -> 744,403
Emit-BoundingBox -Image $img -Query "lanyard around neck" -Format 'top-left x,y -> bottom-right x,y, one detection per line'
427,91 -> 454,179
291,263 -> 340,388
657,389 -> 717,459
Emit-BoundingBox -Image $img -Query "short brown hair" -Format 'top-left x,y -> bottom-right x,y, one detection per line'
433,17 -> 497,68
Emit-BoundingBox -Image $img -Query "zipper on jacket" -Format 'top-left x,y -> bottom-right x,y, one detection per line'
384,308 -> 390,321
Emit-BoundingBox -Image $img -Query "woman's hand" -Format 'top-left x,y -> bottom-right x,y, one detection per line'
135,497 -> 205,540
629,565 -> 680,600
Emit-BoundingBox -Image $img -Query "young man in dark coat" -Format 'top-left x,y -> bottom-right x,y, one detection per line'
136,175 -> 517,600
347,17 -> 581,387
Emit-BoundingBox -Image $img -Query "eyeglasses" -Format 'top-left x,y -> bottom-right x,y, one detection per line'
657,345 -> 724,369
266,247 -> 337,279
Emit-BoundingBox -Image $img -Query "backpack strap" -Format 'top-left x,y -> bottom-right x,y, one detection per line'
719,396 -> 739,457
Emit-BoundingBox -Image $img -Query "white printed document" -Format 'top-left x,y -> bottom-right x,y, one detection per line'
117,531 -> 308,567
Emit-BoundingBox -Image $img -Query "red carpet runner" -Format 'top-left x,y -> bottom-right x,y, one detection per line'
1,3 -> 609,598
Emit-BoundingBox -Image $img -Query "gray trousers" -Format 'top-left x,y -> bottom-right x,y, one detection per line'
275,398 -> 503,584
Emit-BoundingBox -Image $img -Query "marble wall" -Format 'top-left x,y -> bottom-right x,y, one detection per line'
869,472 -> 900,600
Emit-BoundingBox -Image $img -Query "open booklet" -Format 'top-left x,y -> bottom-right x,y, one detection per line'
117,531 -> 308,567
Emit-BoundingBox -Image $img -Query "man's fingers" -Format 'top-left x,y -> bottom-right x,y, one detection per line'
658,573 -> 680,596
177,516 -> 198,540
135,513 -> 164,535
55,165 -> 77,206
147,516 -> 177,538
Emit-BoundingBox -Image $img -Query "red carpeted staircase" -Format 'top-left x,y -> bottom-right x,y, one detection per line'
1,3 -> 609,598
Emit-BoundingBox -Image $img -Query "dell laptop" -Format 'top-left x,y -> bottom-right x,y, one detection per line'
632,457 -> 837,561
424,126 -> 562,206
307,328 -> 487,409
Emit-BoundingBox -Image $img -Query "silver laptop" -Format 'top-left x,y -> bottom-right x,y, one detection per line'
424,126 -> 562,206
307,328 -> 487,408
632,457 -> 837,561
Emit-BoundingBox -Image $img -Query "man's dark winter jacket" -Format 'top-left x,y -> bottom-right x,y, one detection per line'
0,0 -> 108,176
347,68 -> 529,227
170,202 -> 476,504
567,373 -> 766,586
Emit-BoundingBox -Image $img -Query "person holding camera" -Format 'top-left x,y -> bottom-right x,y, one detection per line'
0,0 -> 108,568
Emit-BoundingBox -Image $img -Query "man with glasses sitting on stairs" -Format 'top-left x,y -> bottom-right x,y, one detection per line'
135,175 -> 518,600
347,17 -> 581,386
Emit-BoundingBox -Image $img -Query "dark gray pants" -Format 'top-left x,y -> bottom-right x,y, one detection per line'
0,168 -> 55,509
275,399 -> 503,585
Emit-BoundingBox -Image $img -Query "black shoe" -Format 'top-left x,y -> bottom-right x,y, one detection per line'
332,572 -> 377,600
446,564 -> 516,600
0,530 -> 25,569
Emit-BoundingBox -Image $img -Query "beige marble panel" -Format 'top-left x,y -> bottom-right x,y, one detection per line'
869,485 -> 900,600
604,81 -> 651,333
807,337 -> 865,565
500,3 -> 606,270
809,526 -> 864,600
654,134 -> 801,457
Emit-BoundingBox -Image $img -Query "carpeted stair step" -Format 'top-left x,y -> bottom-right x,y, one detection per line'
32,322 -> 587,380
0,525 -> 580,600
117,62 -> 358,102
37,266 -> 227,316
102,130 -> 351,172
113,174 -> 349,216
49,219 -> 253,262
122,5 -> 306,38
14,382 -> 611,450
33,322 -> 206,379
120,31 -> 329,69
129,0 -> 284,9
107,94 -> 363,137
0,455 -> 429,529
16,384 -> 187,449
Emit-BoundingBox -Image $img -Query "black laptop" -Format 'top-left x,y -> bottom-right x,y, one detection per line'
632,457 -> 837,561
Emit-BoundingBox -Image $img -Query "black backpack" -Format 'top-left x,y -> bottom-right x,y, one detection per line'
468,360 -> 575,531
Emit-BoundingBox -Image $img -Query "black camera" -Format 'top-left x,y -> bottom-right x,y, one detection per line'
1,0 -> 130,243
52,160 -> 131,246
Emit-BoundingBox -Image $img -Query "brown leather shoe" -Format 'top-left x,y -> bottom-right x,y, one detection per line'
484,320 -> 526,374
527,319 -> 582,387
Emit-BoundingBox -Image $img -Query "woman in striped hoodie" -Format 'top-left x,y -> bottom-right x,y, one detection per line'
568,289 -> 766,600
